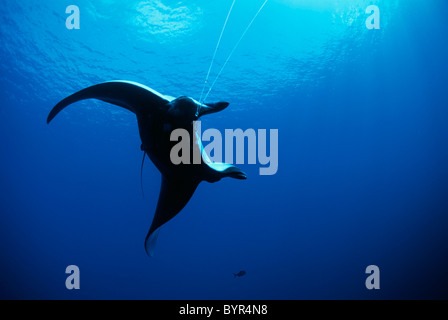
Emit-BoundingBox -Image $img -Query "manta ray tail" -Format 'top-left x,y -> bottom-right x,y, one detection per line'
145,176 -> 200,256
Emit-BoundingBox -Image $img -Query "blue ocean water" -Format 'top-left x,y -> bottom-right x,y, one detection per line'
1,0 -> 448,300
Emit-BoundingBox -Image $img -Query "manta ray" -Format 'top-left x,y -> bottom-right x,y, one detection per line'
47,80 -> 246,256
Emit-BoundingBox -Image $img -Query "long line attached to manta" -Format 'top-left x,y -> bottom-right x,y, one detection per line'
199,0 -> 236,104
200,0 -> 270,103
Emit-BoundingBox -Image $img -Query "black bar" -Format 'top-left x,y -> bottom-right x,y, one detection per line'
0,300 -> 445,318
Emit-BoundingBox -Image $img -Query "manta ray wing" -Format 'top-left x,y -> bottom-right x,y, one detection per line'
47,80 -> 173,123
145,175 -> 200,256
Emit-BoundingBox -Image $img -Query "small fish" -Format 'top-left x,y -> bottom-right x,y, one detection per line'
233,270 -> 246,278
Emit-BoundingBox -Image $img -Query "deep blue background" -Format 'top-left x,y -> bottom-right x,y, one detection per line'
1,0 -> 448,299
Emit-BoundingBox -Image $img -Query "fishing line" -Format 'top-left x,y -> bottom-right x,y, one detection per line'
199,0 -> 236,104
203,0 -> 269,102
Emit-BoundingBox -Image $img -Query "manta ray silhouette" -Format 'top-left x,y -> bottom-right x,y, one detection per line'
47,80 -> 247,256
